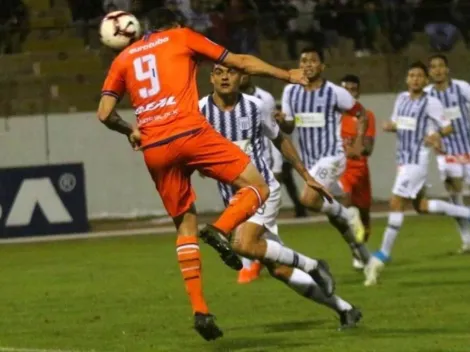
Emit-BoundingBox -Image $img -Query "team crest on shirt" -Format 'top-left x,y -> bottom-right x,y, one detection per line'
239,116 -> 252,130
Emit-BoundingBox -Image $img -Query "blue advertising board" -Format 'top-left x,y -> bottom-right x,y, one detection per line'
0,163 -> 89,238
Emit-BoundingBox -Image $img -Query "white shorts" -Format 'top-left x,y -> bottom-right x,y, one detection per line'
392,164 -> 428,199
271,146 -> 283,175
247,180 -> 281,236
308,154 -> 346,190
436,155 -> 470,183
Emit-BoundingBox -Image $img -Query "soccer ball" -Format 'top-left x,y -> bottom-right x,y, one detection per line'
100,11 -> 142,50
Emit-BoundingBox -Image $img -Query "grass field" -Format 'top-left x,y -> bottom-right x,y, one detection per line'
0,216 -> 469,352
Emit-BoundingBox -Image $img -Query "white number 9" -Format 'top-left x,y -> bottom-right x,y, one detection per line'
133,54 -> 160,98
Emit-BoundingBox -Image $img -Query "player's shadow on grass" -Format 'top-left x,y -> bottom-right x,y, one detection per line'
261,319 -> 330,333
211,335 -> 310,351
228,319 -> 329,333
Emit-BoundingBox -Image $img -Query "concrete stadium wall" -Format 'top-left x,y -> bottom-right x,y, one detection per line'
0,93 -> 448,218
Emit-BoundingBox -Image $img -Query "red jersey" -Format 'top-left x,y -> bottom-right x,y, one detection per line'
341,110 -> 376,168
101,28 -> 228,146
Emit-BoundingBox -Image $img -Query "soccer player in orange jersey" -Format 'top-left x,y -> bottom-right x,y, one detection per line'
96,8 -> 333,341
338,75 -> 376,269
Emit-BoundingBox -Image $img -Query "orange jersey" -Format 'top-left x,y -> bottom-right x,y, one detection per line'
341,110 -> 376,168
102,28 -> 228,146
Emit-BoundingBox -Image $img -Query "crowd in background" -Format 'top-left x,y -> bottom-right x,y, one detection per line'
1,0 -> 470,57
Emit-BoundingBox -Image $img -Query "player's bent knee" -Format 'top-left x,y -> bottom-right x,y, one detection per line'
300,188 -> 323,211
232,237 -> 258,258
413,198 -> 428,213
257,183 -> 270,203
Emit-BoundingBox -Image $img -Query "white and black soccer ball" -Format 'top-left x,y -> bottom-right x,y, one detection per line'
100,11 -> 142,50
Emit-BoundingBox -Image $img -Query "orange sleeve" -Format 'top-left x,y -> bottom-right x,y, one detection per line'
102,58 -> 126,100
366,110 -> 376,138
182,28 -> 229,63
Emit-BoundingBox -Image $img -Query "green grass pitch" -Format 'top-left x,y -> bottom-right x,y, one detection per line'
0,216 -> 469,352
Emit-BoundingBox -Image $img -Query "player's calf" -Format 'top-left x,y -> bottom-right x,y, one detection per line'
212,184 -> 269,237
233,237 -> 336,296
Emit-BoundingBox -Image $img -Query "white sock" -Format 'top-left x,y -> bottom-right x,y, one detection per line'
287,268 -> 352,312
449,194 -> 470,244
265,240 -> 318,272
380,212 -> 404,257
241,257 -> 253,269
321,199 -> 350,223
428,199 -> 470,219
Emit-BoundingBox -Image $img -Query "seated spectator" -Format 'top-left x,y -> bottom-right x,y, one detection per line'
184,0 -> 212,35
164,0 -> 187,25
103,0 -> 131,13
68,0 -> 103,50
420,0 -> 467,52
0,0 -> 30,54
363,0 -> 380,53
214,0 -> 259,54
315,0 -> 340,55
381,0 -> 414,53
286,0 -> 322,59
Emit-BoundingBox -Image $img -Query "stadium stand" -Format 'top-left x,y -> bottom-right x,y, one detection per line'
0,0 -> 470,116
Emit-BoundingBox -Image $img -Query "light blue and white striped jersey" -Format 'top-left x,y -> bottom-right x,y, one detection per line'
391,92 -> 449,165
199,93 -> 280,205
425,79 -> 470,156
281,81 -> 356,169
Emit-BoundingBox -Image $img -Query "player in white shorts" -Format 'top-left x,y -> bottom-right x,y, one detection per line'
425,54 -> 470,253
200,63 -> 362,329
364,61 -> 470,286
238,75 -> 286,283
282,47 -> 371,266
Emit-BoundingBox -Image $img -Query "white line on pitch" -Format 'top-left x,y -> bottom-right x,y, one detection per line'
0,210 -> 417,245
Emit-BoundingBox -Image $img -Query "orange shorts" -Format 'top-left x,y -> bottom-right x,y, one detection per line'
143,125 -> 250,218
339,165 -> 371,209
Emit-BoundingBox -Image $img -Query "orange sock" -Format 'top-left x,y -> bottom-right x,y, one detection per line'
176,235 -> 209,314
213,186 -> 264,235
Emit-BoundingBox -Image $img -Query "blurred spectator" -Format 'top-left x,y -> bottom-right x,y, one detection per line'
381,0 -> 414,52
184,0 -> 212,35
420,0 -> 468,52
214,0 -> 259,54
133,0 -> 164,31
363,1 -> 381,53
336,0 -> 370,57
208,3 -> 229,46
286,0 -> 322,59
67,0 -> 103,50
254,0 -> 290,40
164,0 -> 188,24
315,0 -> 340,54
0,0 -> 30,54
103,0 -> 132,12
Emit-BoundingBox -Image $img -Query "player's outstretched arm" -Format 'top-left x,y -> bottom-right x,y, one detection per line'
222,53 -> 308,85
274,110 -> 295,134
383,121 -> 397,133
272,132 -> 333,202
97,95 -> 133,135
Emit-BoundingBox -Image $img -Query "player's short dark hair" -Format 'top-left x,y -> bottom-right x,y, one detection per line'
147,8 -> 182,31
300,46 -> 324,63
428,54 -> 449,66
408,61 -> 428,76
341,74 -> 360,86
